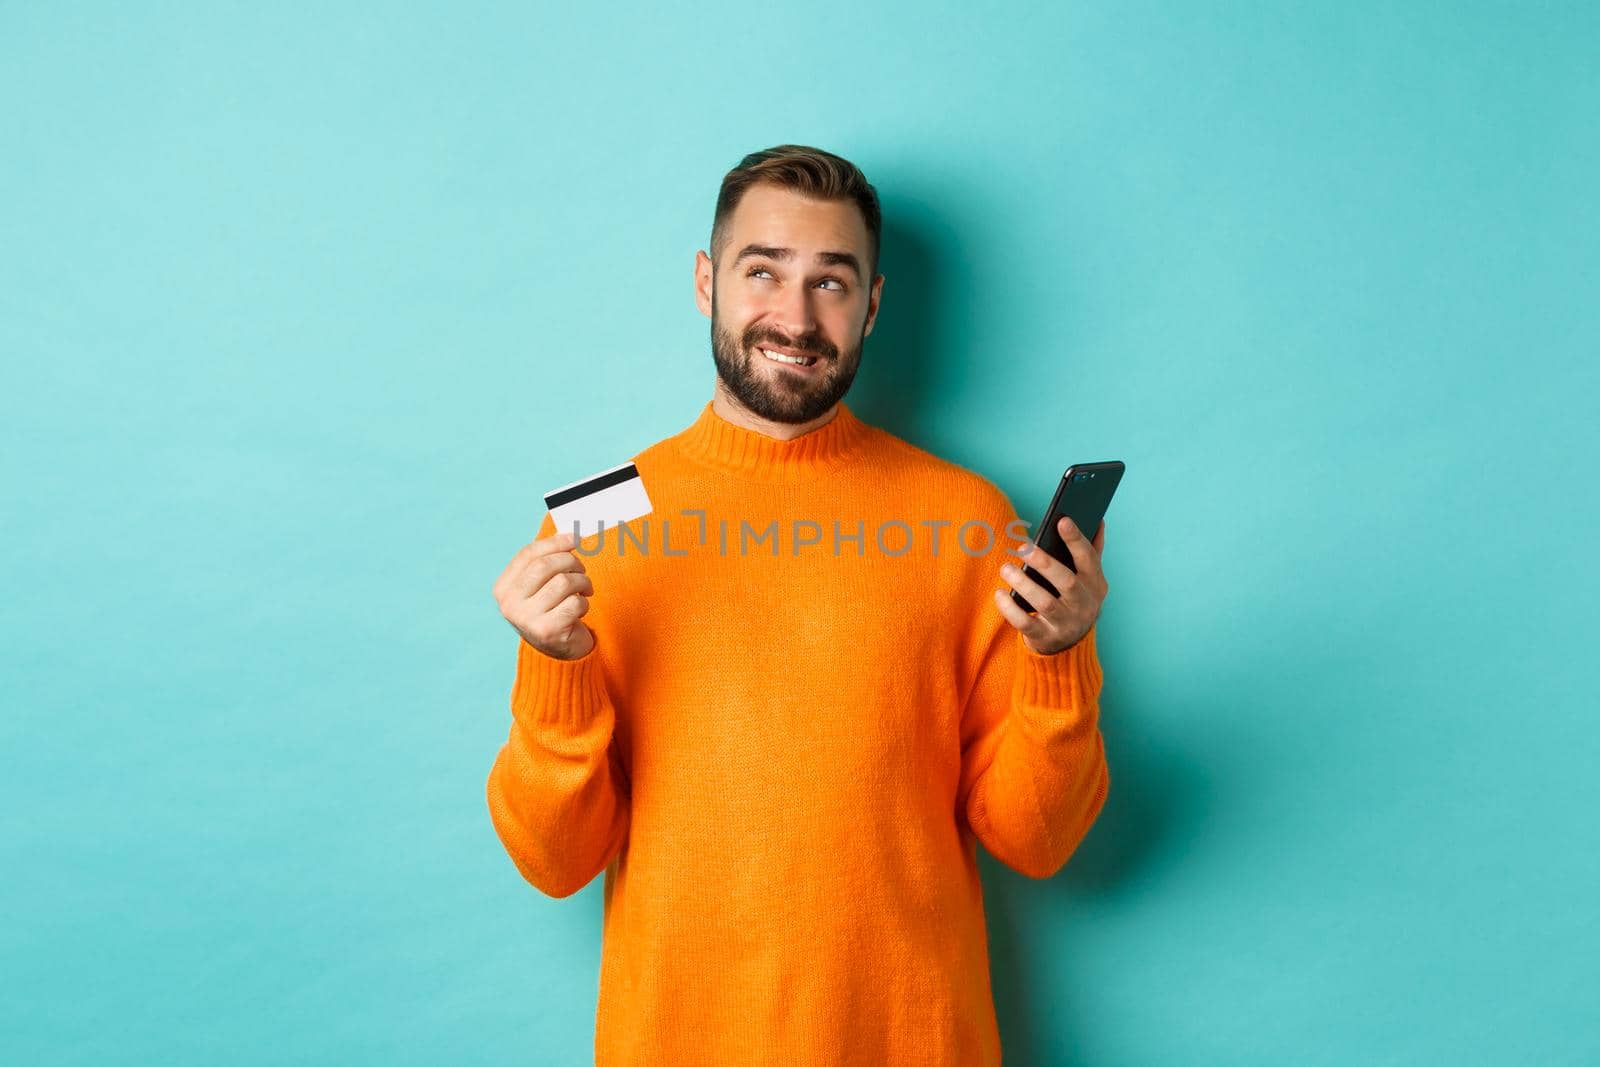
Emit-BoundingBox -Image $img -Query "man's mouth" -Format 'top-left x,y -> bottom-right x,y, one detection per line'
757,346 -> 822,368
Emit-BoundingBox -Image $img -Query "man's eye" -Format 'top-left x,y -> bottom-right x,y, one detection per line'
748,267 -> 845,291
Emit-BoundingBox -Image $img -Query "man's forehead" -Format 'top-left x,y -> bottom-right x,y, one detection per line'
727,185 -> 869,251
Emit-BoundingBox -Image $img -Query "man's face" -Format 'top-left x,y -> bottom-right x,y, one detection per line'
695,183 -> 883,424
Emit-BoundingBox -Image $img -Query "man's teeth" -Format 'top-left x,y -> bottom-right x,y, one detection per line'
761,348 -> 817,366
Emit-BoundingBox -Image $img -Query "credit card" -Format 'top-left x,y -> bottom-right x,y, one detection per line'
543,461 -> 653,541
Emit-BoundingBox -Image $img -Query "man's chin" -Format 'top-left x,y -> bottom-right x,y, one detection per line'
712,340 -> 857,424
740,384 -> 835,424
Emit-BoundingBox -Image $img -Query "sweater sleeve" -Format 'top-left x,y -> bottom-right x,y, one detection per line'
485,512 -> 630,898
486,638 -> 631,897
956,604 -> 1110,881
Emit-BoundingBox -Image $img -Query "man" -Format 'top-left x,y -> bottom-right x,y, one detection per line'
487,144 -> 1110,1065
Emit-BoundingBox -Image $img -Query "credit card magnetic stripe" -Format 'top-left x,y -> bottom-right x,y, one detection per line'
544,462 -> 641,509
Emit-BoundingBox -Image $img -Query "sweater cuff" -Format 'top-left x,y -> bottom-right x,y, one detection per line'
510,639 -> 610,730
1013,624 -> 1103,716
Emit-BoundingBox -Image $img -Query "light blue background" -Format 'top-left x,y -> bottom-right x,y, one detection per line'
4,3 -> 1595,1064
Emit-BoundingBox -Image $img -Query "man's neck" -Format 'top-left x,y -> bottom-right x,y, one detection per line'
711,382 -> 839,442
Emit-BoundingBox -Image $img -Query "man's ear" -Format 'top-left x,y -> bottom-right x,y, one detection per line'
863,274 -> 884,337
694,250 -> 714,318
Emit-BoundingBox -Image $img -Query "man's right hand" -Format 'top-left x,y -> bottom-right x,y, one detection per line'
493,531 -> 596,661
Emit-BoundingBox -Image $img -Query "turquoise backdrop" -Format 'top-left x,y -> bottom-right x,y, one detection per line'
4,3 -> 1595,1064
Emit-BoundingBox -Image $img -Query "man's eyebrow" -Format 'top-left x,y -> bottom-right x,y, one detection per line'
733,244 -> 863,281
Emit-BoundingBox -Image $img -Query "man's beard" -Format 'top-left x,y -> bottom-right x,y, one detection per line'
710,288 -> 864,425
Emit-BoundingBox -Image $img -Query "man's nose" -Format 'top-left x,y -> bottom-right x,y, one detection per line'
771,281 -> 818,340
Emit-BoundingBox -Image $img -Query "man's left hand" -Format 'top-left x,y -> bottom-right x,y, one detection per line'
994,516 -> 1108,655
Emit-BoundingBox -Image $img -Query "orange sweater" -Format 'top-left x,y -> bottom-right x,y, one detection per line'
486,399 -> 1110,1065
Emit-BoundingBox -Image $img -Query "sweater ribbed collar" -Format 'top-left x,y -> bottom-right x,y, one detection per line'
673,398 -> 874,480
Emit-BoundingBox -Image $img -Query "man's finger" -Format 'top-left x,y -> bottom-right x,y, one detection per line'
492,537 -> 564,603
508,542 -> 588,602
1057,516 -> 1104,582
1006,552 -> 1069,616
993,587 -> 1050,641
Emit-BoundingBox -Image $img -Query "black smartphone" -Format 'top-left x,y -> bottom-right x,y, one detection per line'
1011,461 -> 1125,614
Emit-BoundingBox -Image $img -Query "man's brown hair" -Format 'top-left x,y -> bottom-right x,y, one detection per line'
710,144 -> 883,281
